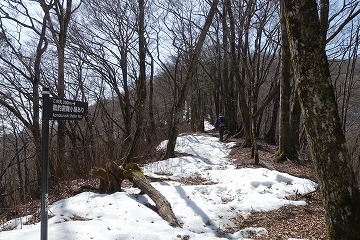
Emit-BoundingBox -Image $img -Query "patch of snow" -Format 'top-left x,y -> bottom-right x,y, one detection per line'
0,132 -> 317,240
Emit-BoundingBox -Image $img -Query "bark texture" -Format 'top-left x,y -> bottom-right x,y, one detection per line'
278,0 -> 297,162
93,163 -> 181,227
130,171 -> 181,227
283,0 -> 360,239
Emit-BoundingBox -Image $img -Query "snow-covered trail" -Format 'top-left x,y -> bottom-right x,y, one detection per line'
144,133 -> 317,237
0,132 -> 317,240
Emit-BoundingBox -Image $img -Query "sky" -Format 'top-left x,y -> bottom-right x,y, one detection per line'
0,122 -> 317,240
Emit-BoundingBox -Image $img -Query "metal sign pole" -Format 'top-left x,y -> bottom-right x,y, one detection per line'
39,87 -> 87,240
41,87 -> 50,240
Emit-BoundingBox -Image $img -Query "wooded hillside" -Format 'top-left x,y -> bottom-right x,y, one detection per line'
0,0 -> 359,238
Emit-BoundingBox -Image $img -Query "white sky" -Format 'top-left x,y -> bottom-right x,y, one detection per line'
0,121 -> 317,240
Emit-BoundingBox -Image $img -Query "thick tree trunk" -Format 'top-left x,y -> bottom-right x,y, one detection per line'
131,172 -> 181,227
163,118 -> 178,159
284,0 -> 360,239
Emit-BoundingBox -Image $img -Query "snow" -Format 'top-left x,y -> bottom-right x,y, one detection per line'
0,122 -> 317,240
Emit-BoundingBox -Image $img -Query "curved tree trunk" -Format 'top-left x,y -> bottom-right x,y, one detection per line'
284,0 -> 360,238
164,0 -> 220,158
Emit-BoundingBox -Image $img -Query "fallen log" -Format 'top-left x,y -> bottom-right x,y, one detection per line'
124,163 -> 181,227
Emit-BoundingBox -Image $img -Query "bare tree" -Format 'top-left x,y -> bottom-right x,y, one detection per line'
0,0 -> 48,200
124,0 -> 147,164
325,0 -> 360,188
160,0 -> 220,159
231,0 -> 254,146
70,0 -> 141,157
39,0 -> 82,180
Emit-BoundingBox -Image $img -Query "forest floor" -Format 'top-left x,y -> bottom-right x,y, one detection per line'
228,138 -> 327,240
0,135 -> 327,239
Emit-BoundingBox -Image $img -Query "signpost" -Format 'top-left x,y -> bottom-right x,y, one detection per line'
43,97 -> 88,121
41,87 -> 88,240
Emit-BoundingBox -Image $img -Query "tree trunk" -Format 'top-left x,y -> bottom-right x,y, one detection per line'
284,0 -> 360,238
289,90 -> 301,160
130,171 -> 181,227
264,92 -> 279,145
34,17 -> 48,187
147,51 -> 156,141
225,0 -> 252,145
221,4 -> 233,133
41,0 -> 74,181
124,0 -> 147,165
190,77 -> 202,132
163,117 -> 178,159
277,0 -> 296,162
164,0 -> 219,158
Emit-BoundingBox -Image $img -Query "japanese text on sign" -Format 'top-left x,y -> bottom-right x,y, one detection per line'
44,97 -> 88,120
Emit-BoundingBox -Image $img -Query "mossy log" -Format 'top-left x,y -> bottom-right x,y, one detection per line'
130,171 -> 181,227
92,162 -> 180,227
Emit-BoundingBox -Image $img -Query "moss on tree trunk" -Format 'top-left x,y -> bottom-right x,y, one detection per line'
284,0 -> 360,239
